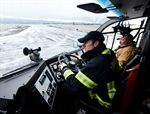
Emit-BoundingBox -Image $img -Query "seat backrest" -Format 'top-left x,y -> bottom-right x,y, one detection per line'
112,30 -> 150,114
140,30 -> 150,60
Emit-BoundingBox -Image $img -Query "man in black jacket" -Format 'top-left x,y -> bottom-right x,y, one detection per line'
59,31 -> 120,114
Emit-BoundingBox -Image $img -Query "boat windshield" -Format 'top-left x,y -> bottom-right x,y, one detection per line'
0,0 -> 130,77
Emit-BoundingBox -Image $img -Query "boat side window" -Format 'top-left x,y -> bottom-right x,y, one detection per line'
102,17 -> 148,50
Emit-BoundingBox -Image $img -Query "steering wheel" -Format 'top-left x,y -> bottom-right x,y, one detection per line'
58,53 -> 85,72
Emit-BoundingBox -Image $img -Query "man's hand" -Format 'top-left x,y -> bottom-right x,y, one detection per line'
72,53 -> 82,60
59,62 -> 67,70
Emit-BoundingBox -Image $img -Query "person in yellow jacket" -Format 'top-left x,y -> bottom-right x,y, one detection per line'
115,34 -> 138,71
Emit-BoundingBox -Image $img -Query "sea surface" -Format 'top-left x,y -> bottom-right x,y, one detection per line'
0,24 -> 98,77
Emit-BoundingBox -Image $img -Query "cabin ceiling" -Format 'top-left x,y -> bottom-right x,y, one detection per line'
110,0 -> 150,18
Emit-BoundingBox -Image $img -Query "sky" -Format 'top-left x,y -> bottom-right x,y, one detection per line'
0,0 -> 118,23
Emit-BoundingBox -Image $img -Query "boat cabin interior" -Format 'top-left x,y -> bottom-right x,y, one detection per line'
0,0 -> 150,114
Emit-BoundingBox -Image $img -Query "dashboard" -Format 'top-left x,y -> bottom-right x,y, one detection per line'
0,49 -> 84,114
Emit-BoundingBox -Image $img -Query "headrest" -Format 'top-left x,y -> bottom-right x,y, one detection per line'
139,30 -> 150,59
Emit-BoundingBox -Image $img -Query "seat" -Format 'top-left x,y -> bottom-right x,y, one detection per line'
112,30 -> 150,114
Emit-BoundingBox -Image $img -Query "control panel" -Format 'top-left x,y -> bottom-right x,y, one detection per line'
34,66 -> 57,109
49,60 -> 64,82
48,54 -> 84,83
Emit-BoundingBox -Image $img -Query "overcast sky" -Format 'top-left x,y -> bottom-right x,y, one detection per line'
0,0 -> 117,23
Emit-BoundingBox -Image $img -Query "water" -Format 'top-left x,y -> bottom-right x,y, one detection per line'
0,24 -> 87,77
